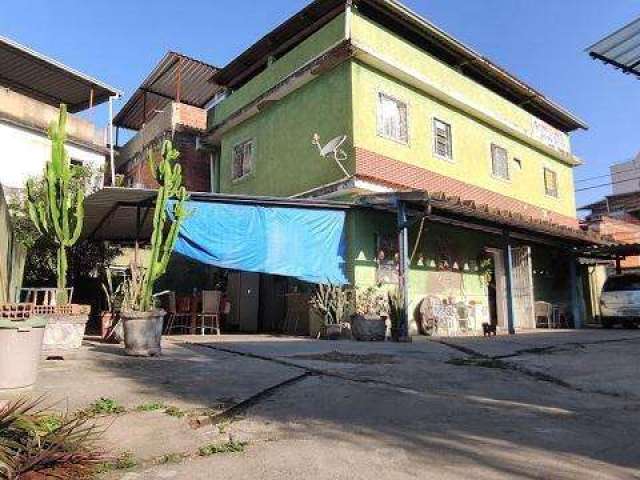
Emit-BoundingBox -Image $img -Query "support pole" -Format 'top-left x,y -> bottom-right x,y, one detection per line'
503,232 -> 516,335
108,96 -> 116,187
616,257 -> 622,275
134,205 -> 141,268
569,254 -> 583,329
397,200 -> 410,341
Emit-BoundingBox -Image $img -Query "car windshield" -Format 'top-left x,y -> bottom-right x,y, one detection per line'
603,275 -> 640,292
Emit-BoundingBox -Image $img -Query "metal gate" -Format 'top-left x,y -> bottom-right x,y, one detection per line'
511,246 -> 535,329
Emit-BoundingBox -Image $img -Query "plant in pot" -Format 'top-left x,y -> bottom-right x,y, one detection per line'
351,286 -> 388,341
119,140 -> 189,357
387,289 -> 408,342
100,268 -> 124,343
309,284 -> 348,340
25,105 -> 91,358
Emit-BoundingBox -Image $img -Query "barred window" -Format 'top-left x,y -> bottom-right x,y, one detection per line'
433,118 -> 453,160
544,168 -> 559,197
491,144 -> 510,180
377,92 -> 408,143
232,140 -> 254,180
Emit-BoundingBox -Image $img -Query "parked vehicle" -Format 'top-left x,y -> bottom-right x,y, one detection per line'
600,274 -> 640,328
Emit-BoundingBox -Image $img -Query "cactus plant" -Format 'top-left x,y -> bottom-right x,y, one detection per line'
125,140 -> 189,312
26,105 -> 84,303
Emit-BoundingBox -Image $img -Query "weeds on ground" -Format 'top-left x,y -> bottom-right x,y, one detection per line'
164,406 -> 186,418
198,439 -> 247,457
155,452 -> 188,465
135,402 -> 165,412
81,397 -> 126,417
95,451 -> 138,473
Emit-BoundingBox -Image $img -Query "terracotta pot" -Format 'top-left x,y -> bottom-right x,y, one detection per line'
121,310 -> 165,357
0,319 -> 47,391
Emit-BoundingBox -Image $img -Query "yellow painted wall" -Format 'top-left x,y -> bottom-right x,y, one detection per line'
350,12 -> 577,219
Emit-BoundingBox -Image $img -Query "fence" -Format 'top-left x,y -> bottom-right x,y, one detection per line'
0,184 -> 26,303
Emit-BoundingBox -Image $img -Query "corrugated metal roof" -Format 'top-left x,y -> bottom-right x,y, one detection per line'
588,17 -> 640,78
0,35 -> 121,113
114,52 -> 222,131
82,187 -> 354,241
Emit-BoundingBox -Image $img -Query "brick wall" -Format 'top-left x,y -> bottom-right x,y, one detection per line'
354,147 -> 580,229
121,131 -> 210,192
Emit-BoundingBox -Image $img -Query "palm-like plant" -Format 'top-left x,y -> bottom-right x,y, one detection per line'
0,397 -> 105,479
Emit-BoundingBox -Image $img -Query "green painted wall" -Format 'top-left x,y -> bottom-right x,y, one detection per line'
349,11 -> 578,219
219,62 -> 353,196
210,13 -> 347,127
348,209 -> 491,315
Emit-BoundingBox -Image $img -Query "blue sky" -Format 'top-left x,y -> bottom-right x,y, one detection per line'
1,0 -> 638,206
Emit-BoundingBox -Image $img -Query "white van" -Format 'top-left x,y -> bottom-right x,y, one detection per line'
600,274 -> 640,328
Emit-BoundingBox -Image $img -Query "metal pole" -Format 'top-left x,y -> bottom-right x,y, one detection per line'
503,232 -> 516,335
397,200 -> 410,341
569,255 -> 582,329
134,205 -> 141,268
108,96 -> 116,186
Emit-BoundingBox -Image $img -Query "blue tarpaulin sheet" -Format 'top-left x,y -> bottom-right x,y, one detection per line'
167,201 -> 348,285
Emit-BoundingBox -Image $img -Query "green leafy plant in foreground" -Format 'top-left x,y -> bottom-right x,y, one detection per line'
0,397 -> 105,479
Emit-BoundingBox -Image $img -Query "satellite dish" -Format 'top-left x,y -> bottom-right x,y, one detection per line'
312,133 -> 350,177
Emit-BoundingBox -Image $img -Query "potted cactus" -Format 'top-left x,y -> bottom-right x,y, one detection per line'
309,284 -> 349,340
25,105 -> 90,358
120,140 -> 189,356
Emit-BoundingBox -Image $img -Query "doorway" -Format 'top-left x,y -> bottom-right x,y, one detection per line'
485,246 -> 536,331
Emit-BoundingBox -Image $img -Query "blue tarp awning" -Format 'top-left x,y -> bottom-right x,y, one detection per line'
168,200 -> 348,285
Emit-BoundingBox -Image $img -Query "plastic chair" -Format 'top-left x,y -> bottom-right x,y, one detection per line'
198,291 -> 222,336
535,301 -> 553,328
165,293 -> 193,334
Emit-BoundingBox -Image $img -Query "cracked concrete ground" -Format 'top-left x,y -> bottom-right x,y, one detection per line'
19,331 -> 640,479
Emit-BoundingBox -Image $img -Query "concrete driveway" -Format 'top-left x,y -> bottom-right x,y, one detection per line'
23,330 -> 640,479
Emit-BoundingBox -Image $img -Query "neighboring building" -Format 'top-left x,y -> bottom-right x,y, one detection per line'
610,153 -> 640,196
106,0 -> 600,334
0,35 -> 120,196
113,52 -> 218,193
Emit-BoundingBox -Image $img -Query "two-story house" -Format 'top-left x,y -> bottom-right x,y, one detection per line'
0,35 -> 120,197
112,0 -> 600,334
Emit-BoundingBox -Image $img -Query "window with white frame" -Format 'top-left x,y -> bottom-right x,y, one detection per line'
544,167 -> 559,197
491,144 -> 509,180
433,118 -> 453,160
232,139 -> 254,180
377,92 -> 408,143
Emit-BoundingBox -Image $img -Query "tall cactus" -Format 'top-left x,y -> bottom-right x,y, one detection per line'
26,105 -> 84,302
137,139 -> 189,311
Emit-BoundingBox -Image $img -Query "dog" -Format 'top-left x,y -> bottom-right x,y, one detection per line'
482,322 -> 497,337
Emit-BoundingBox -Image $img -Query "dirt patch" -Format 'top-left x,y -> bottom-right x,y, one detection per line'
290,351 -> 397,365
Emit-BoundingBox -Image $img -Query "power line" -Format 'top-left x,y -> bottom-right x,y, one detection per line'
575,174 -> 640,193
576,164 -> 640,184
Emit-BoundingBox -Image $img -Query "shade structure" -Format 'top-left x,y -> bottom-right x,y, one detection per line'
0,35 -> 120,112
588,17 -> 640,78
168,200 -> 349,285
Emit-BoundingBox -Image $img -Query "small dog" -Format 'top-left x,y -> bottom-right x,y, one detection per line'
482,322 -> 497,337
